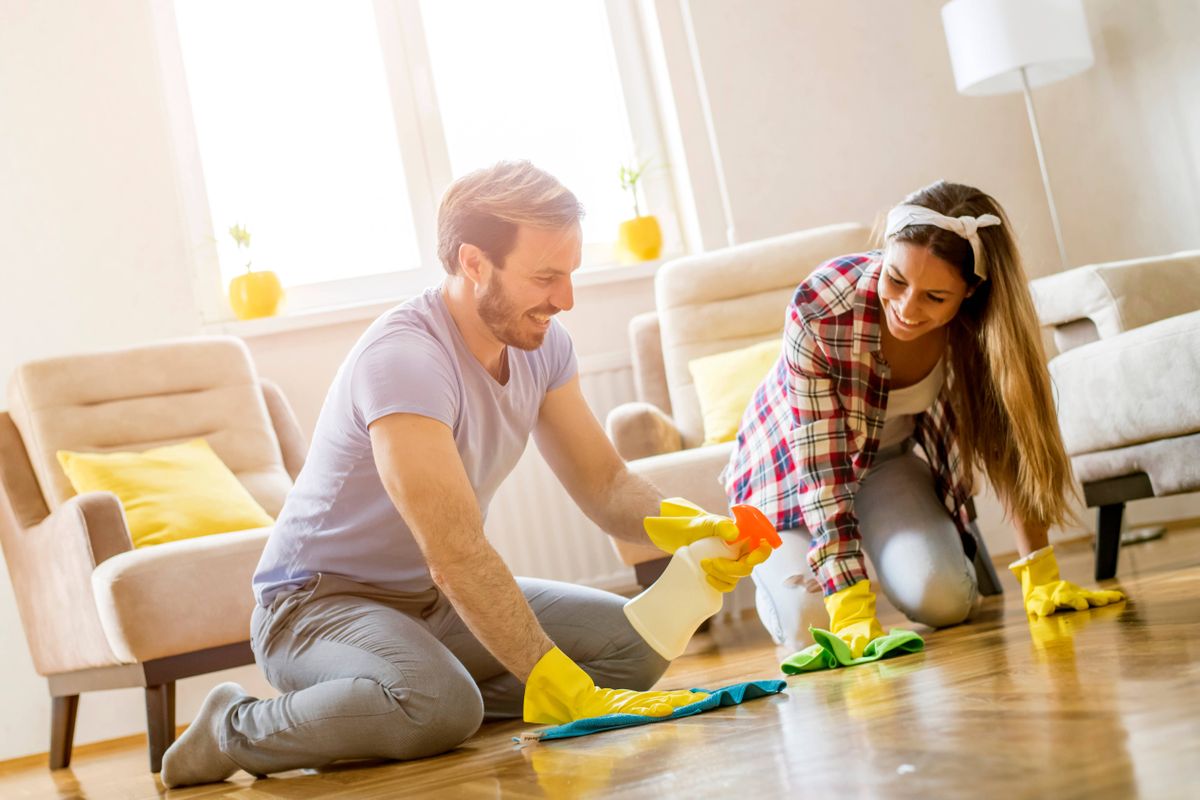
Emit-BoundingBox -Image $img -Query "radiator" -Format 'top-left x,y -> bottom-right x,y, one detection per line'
483,353 -> 758,624
483,353 -> 639,592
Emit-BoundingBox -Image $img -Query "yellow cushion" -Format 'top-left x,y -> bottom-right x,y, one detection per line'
56,438 -> 274,548
688,339 -> 783,445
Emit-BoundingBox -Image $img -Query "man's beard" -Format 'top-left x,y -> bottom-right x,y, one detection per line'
477,275 -> 553,351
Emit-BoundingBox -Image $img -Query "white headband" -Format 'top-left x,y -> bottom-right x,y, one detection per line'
885,204 -> 1002,280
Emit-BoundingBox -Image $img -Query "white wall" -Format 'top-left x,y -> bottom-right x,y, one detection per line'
0,0 -> 1196,762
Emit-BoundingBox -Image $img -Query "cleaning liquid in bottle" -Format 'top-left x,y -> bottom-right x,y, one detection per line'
624,505 -> 780,660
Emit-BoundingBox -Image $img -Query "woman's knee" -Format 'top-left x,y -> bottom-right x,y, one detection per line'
890,570 -> 977,628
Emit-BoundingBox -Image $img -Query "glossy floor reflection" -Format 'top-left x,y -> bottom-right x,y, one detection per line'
2,528 -> 1197,799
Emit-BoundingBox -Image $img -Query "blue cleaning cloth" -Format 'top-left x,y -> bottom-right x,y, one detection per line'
515,679 -> 787,742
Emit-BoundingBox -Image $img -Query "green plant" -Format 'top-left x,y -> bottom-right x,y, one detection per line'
228,223 -> 252,271
619,159 -> 651,218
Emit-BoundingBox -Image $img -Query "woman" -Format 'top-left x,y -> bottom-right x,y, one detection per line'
723,181 -> 1124,655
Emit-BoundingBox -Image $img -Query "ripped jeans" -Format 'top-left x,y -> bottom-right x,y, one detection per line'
750,441 -> 979,651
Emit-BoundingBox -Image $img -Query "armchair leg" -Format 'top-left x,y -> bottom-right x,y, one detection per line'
967,521 -> 1003,596
145,682 -> 176,774
49,694 -> 79,770
1095,503 -> 1125,582
633,556 -> 671,591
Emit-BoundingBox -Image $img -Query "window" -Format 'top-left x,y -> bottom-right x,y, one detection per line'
420,0 -> 637,260
167,0 -> 677,320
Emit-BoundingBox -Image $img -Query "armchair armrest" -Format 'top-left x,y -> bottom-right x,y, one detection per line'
1030,251 -> 1200,352
1,492 -> 131,674
261,378 -> 307,480
605,402 -> 684,461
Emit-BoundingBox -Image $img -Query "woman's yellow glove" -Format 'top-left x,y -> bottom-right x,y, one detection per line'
523,647 -> 703,725
824,579 -> 887,659
1008,546 -> 1126,618
643,498 -> 739,553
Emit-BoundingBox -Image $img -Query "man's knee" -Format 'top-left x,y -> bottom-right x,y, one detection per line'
606,625 -> 671,690
375,674 -> 484,759
626,645 -> 671,690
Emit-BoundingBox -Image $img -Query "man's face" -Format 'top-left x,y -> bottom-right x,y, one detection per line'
477,223 -> 582,350
878,241 -> 972,342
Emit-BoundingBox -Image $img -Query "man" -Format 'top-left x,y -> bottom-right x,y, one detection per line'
161,161 -> 766,787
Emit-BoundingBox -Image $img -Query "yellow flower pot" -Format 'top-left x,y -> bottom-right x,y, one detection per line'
617,215 -> 662,264
229,270 -> 284,320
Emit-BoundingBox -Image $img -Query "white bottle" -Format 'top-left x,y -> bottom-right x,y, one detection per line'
623,535 -> 736,661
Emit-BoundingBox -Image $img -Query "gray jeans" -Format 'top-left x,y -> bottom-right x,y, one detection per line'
751,443 -> 979,651
218,574 -> 667,776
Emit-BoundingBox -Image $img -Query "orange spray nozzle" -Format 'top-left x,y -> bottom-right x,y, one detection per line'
730,505 -> 782,552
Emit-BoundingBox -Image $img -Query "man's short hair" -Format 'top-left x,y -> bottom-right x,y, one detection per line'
436,160 -> 585,274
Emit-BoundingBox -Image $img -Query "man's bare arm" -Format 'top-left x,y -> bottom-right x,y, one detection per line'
534,376 -> 661,545
370,412 -> 552,681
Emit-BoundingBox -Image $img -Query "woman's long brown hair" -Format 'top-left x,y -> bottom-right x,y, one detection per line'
887,180 -> 1075,528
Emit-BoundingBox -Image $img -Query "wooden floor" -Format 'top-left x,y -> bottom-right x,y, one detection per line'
3,528 -> 1198,799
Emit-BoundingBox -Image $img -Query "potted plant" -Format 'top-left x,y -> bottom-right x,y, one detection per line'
617,160 -> 662,264
226,223 -> 284,320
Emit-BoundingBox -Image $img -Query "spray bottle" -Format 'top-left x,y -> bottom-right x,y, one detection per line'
624,505 -> 781,660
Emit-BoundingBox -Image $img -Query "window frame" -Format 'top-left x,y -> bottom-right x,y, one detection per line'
155,0 -> 682,324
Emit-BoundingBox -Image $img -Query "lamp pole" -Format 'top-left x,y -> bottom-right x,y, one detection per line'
1020,66 -> 1069,269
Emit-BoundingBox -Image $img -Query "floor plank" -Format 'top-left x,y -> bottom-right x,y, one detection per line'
2,528 -> 1198,799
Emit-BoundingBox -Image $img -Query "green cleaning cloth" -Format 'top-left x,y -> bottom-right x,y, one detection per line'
515,680 -> 787,742
781,627 -> 924,674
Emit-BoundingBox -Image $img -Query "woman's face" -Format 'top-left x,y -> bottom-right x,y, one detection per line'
879,241 -> 972,342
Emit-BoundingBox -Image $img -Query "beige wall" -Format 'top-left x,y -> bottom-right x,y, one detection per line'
685,0 -> 1200,277
0,0 -> 275,763
0,0 -> 1196,762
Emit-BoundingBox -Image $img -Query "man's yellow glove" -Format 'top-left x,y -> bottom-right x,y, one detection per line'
644,497 -> 768,594
824,579 -> 887,659
523,647 -> 703,725
700,543 -> 773,593
644,498 -> 739,552
1008,545 -> 1125,618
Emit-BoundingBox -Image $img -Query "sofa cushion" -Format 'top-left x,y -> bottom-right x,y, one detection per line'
689,339 -> 782,445
1050,310 -> 1200,456
1071,433 -> 1200,497
91,527 -> 270,663
58,439 -> 274,547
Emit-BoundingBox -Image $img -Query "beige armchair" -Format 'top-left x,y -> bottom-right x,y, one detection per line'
0,336 -> 305,772
605,224 -> 1004,598
1030,251 -> 1200,580
604,225 -> 866,583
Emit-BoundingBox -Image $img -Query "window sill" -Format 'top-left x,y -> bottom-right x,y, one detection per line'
203,256 -> 671,339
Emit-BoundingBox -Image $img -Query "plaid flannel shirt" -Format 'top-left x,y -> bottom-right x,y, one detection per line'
721,252 -> 974,596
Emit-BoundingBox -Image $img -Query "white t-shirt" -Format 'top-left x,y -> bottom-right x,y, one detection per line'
878,358 -> 945,449
252,286 -> 578,606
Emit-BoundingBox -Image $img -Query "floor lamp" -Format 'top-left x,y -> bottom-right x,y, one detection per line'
941,0 -> 1094,270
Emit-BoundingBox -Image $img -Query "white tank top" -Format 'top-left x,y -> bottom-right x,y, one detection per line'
879,358 -> 945,448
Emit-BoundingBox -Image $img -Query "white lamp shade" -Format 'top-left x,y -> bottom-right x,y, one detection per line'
941,0 -> 1094,95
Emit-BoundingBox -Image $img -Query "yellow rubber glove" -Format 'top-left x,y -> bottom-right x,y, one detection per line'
645,497 -> 764,594
824,579 -> 887,659
523,647 -> 704,725
700,542 -> 773,593
1009,545 -> 1126,618
643,498 -> 739,553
